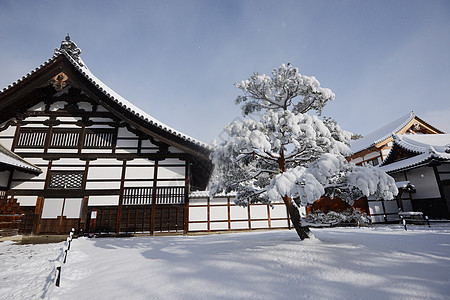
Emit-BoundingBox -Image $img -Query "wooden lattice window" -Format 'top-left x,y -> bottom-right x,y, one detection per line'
50,129 -> 80,148
123,187 -> 185,205
48,171 -> 84,189
83,129 -> 115,148
156,187 -> 185,204
17,129 -> 47,148
123,187 -> 153,205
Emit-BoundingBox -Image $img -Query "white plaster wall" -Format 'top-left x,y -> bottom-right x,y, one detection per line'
270,205 -> 287,218
47,148 -> 79,153
81,149 -> 112,154
0,139 -> 13,150
250,205 -> 268,219
90,158 -> 122,166
270,219 -> 289,228
189,198 -> 208,206
52,158 -> 85,165
125,158 -> 155,166
158,166 -> 185,179
251,220 -> 269,228
88,195 -> 119,206
51,165 -> 84,171
0,125 -> 16,136
123,181 -> 154,188
189,207 -> 207,222
22,116 -> 49,122
230,206 -> 248,220
407,167 -> 440,199
350,157 -> 363,164
56,116 -> 80,122
210,206 -> 228,221
117,127 -> 137,138
159,158 -> 184,165
188,223 -> 208,231
141,140 -> 157,148
15,195 -> 38,206
116,139 -> 139,148
85,181 -> 121,190
156,180 -> 184,187
210,222 -> 228,230
210,197 -> 228,205
125,167 -> 154,179
88,166 -> 122,179
63,198 -> 83,218
363,151 -> 380,161
168,146 -> 184,153
41,198 -> 63,218
230,221 -> 249,230
10,179 -> 44,190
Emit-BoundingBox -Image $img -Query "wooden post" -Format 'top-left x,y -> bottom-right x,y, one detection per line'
183,161 -> 190,234
150,161 -> 158,235
116,160 -> 127,235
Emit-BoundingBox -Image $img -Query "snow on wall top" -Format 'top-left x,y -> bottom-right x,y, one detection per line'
0,143 -> 41,174
379,134 -> 450,173
0,36 -> 210,151
350,111 -> 416,154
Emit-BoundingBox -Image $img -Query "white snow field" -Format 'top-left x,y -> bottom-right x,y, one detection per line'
1,225 -> 450,300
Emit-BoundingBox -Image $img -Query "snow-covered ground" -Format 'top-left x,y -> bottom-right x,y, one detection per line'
1,225 -> 450,300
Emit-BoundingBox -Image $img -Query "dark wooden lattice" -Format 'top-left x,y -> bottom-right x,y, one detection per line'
48,171 -> 84,189
123,187 -> 185,205
17,129 -> 47,148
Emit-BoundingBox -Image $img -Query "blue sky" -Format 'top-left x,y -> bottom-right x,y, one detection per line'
1,0 -> 449,144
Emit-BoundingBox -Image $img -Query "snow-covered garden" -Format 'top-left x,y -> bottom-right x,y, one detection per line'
1,225 -> 449,299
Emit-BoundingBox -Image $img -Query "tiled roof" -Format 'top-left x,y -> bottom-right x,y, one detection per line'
379,134 -> 450,173
0,143 -> 41,174
0,39 -> 211,152
350,112 -> 416,154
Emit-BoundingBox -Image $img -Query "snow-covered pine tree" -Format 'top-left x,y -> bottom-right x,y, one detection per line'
211,63 -> 398,240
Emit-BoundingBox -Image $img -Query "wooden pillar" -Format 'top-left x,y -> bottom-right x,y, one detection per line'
150,161 -> 159,235
116,160 -> 127,235
183,161 -> 190,234
79,196 -> 89,235
33,197 -> 44,234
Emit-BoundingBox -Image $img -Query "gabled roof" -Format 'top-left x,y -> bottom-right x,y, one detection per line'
0,36 -> 213,190
0,143 -> 41,174
0,37 -> 210,152
350,111 -> 443,154
379,134 -> 450,173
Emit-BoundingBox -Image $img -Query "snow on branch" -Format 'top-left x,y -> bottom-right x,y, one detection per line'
235,63 -> 335,116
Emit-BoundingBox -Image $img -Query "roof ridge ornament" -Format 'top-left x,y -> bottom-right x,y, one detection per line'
54,34 -> 83,66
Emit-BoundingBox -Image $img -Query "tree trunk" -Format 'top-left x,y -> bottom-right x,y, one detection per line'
283,195 -> 311,240
278,148 -> 311,240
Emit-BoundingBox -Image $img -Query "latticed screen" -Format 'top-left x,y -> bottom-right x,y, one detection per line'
17,129 -> 47,148
84,130 -> 114,148
123,187 -> 185,205
49,172 -> 84,189
50,130 -> 79,148
16,128 -> 115,149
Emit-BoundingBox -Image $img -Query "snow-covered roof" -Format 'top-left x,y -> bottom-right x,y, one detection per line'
379,134 -> 450,173
0,143 -> 41,174
0,36 -> 210,151
350,112 -> 416,154
189,190 -> 237,198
